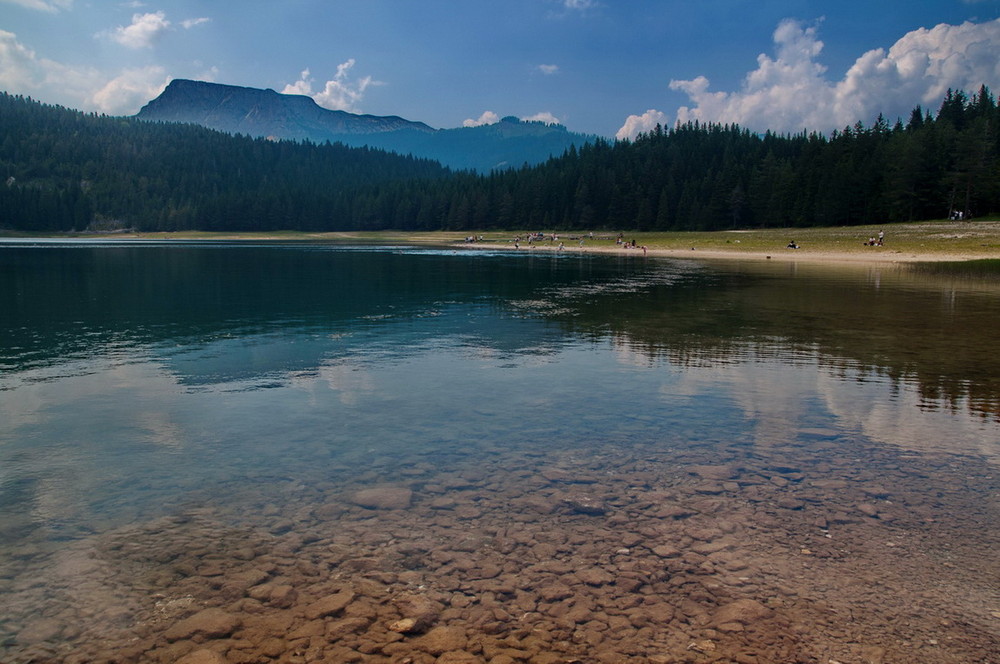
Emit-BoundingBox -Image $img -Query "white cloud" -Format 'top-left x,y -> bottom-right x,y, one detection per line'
0,28 -> 102,101
90,65 -> 170,114
616,108 -> 667,141
181,17 -> 210,29
563,0 -> 596,10
0,29 -> 43,90
0,28 -> 179,115
463,111 -> 500,127
663,17 -> 1000,135
0,0 -> 73,12
538,64 -> 559,75
281,60 -> 377,112
523,111 -> 561,125
110,11 -> 171,49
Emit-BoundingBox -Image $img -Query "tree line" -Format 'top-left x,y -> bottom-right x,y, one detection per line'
1,86 -> 997,233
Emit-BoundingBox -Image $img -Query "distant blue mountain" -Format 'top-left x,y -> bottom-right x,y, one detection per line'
136,79 -> 594,172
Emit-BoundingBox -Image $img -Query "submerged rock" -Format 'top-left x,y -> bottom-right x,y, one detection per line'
175,649 -> 228,664
689,464 -> 739,480
350,487 -> 413,510
562,495 -> 607,515
711,599 -> 772,627
303,589 -> 355,620
415,625 -> 468,655
391,593 -> 443,633
164,608 -> 240,642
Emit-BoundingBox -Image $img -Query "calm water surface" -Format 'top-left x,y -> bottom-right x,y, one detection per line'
1,241 -> 999,662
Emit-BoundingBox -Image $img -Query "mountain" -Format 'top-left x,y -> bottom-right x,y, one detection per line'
136,79 -> 433,140
336,116 -> 590,172
136,80 -> 594,172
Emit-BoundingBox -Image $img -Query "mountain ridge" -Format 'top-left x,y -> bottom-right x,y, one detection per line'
135,79 -> 594,171
136,79 -> 434,139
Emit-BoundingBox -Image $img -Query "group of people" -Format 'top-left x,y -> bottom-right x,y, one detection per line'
508,231 -> 646,255
864,230 -> 886,246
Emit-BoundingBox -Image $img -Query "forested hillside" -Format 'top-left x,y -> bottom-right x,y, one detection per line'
0,92 -> 451,232
1,87 -> 997,232
485,86 -> 998,230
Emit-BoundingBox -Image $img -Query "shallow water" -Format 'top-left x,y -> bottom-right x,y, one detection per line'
1,242 -> 998,663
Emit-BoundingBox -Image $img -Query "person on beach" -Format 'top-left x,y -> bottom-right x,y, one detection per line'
878,229 -> 884,245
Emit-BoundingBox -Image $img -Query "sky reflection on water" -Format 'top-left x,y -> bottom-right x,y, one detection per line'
1,243 -> 999,543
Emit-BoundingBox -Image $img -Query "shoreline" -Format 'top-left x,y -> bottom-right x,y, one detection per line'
4,221 -> 1000,265
454,241 -> 998,264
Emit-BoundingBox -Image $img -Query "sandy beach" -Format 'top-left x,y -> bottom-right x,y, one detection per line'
456,236 -> 1000,266
7,220 -> 1000,265
456,242 -> 973,264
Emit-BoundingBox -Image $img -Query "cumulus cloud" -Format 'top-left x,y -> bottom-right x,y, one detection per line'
0,0 -> 73,12
90,65 -> 170,114
281,60 -> 377,112
662,17 -> 1000,134
523,111 -> 562,125
0,28 -> 179,115
538,64 -> 559,75
0,29 -> 43,90
616,109 -> 667,141
110,11 -> 170,49
0,28 -> 102,100
463,111 -> 500,127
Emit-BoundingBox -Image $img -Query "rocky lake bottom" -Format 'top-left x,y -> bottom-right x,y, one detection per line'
3,431 -> 998,664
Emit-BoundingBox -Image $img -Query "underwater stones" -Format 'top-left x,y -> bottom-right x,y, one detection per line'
350,487 -> 413,510
164,608 -> 240,642
17,617 -> 64,644
7,434 -> 1000,664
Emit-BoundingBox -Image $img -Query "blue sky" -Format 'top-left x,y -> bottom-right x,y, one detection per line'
2,0 -> 999,138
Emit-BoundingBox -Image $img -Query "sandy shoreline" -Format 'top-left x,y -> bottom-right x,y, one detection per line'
456,241 -> 996,264
5,225 -> 1000,264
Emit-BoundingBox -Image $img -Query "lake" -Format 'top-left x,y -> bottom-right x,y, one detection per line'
1,240 -> 998,663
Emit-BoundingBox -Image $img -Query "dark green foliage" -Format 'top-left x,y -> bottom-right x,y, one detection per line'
0,92 -> 450,232
1,87 -> 998,232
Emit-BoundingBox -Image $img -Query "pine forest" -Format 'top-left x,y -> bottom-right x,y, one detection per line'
0,86 -> 997,233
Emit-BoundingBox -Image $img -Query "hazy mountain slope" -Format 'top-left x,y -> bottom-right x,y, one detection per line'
136,80 -> 594,171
